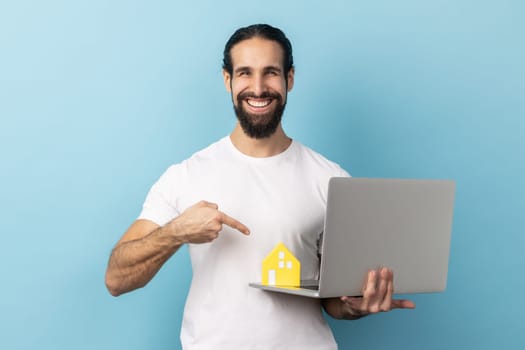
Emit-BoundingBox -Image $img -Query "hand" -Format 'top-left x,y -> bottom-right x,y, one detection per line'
340,267 -> 416,318
167,200 -> 250,244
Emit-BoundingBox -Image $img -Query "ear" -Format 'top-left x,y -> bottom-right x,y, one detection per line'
286,67 -> 295,92
223,69 -> 232,93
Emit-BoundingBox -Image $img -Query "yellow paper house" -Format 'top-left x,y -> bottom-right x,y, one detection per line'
262,242 -> 300,286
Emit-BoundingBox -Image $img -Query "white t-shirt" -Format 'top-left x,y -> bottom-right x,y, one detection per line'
139,136 -> 349,350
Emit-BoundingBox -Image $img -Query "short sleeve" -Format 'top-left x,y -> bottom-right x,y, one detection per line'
137,164 -> 183,226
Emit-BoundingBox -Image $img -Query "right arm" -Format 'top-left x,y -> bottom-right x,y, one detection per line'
105,201 -> 250,296
105,219 -> 178,296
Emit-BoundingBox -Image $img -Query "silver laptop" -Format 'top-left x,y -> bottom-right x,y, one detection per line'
249,177 -> 455,298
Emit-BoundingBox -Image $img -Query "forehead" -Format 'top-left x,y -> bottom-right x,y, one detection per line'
229,37 -> 285,70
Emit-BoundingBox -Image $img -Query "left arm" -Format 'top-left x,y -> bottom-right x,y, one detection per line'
322,268 -> 416,320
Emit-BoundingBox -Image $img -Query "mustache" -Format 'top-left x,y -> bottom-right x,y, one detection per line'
237,91 -> 282,100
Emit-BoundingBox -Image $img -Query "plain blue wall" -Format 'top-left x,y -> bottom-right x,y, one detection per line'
1,0 -> 524,349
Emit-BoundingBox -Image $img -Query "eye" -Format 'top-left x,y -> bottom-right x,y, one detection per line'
265,69 -> 282,77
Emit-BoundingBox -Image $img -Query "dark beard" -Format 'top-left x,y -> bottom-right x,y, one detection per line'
233,91 -> 286,139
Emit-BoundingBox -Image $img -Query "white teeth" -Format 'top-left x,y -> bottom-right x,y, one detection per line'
247,99 -> 271,108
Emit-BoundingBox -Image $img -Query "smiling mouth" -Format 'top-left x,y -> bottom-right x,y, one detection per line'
246,99 -> 272,108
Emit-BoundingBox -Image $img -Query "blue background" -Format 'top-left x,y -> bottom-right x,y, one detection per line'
1,0 -> 524,349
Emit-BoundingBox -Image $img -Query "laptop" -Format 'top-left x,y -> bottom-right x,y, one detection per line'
249,177 -> 456,298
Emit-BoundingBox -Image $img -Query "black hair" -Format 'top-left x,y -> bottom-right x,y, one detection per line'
222,24 -> 294,76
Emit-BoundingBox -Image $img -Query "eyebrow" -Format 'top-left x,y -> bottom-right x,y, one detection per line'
234,66 -> 251,74
234,65 -> 283,74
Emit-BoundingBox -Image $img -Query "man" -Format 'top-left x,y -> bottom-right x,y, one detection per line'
105,24 -> 415,349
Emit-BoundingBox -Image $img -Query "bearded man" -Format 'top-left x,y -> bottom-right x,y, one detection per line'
105,24 -> 414,350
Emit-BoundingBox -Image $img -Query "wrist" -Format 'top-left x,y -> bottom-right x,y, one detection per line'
159,220 -> 187,246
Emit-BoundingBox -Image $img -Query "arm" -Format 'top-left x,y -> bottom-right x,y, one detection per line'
105,219 -> 178,296
105,201 -> 250,296
322,268 -> 416,320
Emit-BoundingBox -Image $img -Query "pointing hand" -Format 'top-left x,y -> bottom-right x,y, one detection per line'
168,200 -> 250,244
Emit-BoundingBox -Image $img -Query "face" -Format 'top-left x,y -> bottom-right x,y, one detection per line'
223,37 -> 294,139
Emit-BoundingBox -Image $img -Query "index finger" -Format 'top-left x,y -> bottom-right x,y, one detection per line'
219,212 -> 251,235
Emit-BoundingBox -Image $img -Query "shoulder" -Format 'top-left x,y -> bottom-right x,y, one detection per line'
145,137 -> 229,204
292,140 -> 350,177
192,136 -> 229,157
160,136 -> 235,181
167,137 -> 230,172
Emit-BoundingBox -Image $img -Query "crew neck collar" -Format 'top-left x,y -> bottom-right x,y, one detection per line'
224,136 -> 295,163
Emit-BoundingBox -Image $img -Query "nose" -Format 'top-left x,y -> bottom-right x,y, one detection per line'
252,73 -> 265,96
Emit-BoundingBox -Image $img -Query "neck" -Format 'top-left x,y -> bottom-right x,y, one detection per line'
230,123 -> 292,158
